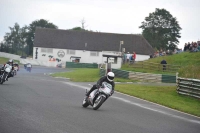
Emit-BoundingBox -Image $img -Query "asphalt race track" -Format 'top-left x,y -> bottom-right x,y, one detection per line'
0,66 -> 200,133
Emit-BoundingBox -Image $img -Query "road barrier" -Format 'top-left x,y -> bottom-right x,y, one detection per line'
66,62 -> 98,68
99,68 -> 176,83
129,71 -> 176,83
177,77 -> 200,99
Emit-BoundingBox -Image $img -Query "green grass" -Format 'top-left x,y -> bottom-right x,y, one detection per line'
1,55 -> 199,116
145,52 -> 200,66
115,84 -> 200,117
51,68 -> 136,82
122,52 -> 200,79
0,57 -> 20,64
121,64 -> 175,75
51,68 -> 200,117
0,57 -> 9,64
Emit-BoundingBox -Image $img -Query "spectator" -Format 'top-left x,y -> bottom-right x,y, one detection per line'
166,50 -> 170,55
198,44 -> 200,51
162,51 -> 166,56
132,52 -> 136,62
160,59 -> 167,71
184,43 -> 188,51
174,49 -> 177,54
193,42 -> 199,52
122,52 -> 127,64
159,49 -> 163,56
126,52 -> 130,63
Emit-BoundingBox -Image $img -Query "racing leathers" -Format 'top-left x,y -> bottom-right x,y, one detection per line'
86,76 -> 115,96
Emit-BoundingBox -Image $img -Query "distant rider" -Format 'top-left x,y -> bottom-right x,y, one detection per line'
86,72 -> 115,97
26,63 -> 32,72
1,59 -> 14,80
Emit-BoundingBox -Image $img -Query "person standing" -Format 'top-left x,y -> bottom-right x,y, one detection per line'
132,52 -> 136,63
160,59 -> 167,70
126,52 -> 130,63
123,52 -> 127,64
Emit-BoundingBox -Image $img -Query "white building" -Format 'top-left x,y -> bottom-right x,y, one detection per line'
33,28 -> 154,69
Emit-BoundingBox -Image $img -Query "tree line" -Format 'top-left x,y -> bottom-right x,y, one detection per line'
0,8 -> 182,56
0,19 -> 58,56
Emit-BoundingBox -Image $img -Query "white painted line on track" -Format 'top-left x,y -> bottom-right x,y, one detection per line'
54,77 -> 70,80
40,78 -> 200,124
112,96 -> 200,124
61,81 -> 200,124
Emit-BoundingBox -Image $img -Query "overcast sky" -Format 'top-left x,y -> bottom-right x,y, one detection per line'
0,0 -> 199,49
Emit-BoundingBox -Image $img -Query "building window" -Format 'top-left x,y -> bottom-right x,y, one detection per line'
108,57 -> 117,64
41,48 -> 47,53
90,51 -> 99,56
67,49 -> 75,55
41,48 -> 53,53
47,48 -> 53,53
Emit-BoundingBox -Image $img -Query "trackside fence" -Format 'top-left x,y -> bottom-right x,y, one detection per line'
177,77 -> 200,99
129,61 -> 181,73
99,68 -> 176,83
66,62 -> 98,68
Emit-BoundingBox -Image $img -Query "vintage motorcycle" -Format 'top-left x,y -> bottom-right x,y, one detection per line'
0,65 -> 11,84
82,82 -> 113,110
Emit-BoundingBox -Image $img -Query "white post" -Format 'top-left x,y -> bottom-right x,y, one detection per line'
176,72 -> 179,85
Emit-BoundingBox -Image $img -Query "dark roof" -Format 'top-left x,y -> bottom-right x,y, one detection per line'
34,28 -> 154,55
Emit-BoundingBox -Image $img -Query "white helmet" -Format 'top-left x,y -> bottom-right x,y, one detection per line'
107,72 -> 115,82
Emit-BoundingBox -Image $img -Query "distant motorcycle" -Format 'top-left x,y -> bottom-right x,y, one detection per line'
0,65 -> 11,84
26,63 -> 32,72
10,68 -> 15,77
13,66 -> 18,75
82,82 -> 113,110
26,67 -> 31,72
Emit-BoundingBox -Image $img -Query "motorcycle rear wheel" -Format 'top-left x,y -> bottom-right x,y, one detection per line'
0,74 -> 6,84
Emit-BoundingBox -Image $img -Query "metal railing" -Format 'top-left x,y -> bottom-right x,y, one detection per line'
177,77 -> 200,99
129,61 -> 181,73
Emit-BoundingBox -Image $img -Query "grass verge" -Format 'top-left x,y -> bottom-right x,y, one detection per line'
0,57 -> 20,64
51,68 -> 136,82
51,68 -> 200,117
0,57 -> 9,64
121,52 -> 200,79
115,84 -> 200,117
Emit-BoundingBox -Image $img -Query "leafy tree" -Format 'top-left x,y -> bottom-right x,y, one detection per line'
26,19 -> 58,55
3,23 -> 27,54
70,27 -> 84,31
139,8 -> 182,51
70,27 -> 94,32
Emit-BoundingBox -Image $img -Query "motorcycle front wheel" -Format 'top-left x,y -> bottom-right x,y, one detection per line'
82,98 -> 89,108
93,96 -> 106,110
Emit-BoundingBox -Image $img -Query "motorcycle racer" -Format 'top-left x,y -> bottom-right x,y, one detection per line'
86,72 -> 115,97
